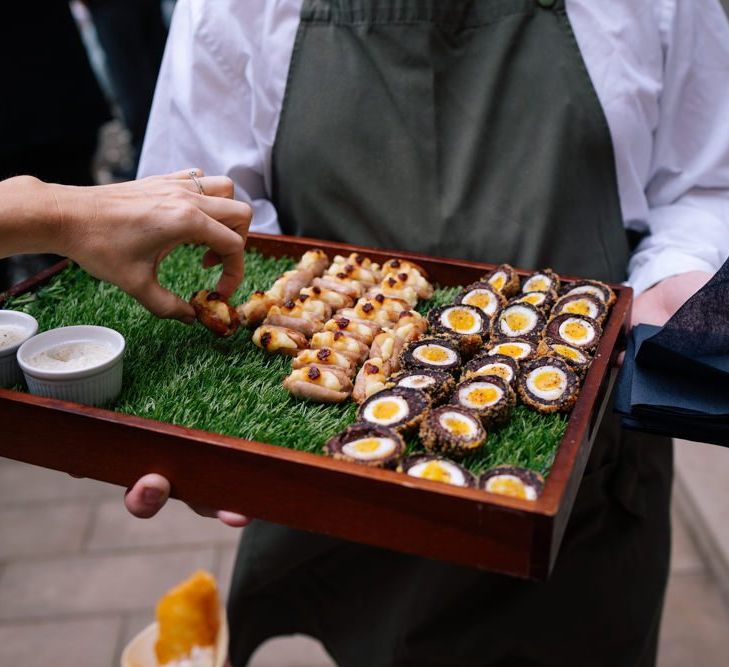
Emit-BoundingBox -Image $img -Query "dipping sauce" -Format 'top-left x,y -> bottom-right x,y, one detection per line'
28,342 -> 114,371
0,325 -> 27,351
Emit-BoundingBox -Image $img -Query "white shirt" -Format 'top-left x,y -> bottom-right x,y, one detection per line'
139,0 -> 729,296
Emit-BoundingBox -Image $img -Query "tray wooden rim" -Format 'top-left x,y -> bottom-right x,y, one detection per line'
0,232 -> 632,577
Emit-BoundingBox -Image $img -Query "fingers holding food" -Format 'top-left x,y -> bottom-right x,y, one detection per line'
190,290 -> 240,337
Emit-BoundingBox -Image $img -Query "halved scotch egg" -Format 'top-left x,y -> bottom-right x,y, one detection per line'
480,466 -> 544,501
561,279 -> 616,308
536,338 -> 591,376
551,293 -> 607,325
517,356 -> 580,413
419,405 -> 487,458
492,303 -> 545,341
487,338 -> 537,362
400,337 -> 462,374
450,376 -> 515,427
521,268 -> 560,295
398,454 -> 476,487
461,353 -> 519,387
455,282 -> 506,319
428,305 -> 488,357
545,313 -> 601,352
387,369 -> 456,405
190,290 -> 240,337
509,290 -> 557,313
357,386 -> 431,434
483,264 -> 520,297
324,423 -> 405,468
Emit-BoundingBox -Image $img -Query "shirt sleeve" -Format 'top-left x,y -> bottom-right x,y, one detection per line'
137,0 -> 283,235
627,0 -> 729,296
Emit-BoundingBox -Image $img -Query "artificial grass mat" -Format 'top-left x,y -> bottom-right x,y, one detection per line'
6,245 -> 565,477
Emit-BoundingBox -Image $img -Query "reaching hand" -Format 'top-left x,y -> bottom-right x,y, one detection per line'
630,271 -> 712,329
19,169 -> 252,322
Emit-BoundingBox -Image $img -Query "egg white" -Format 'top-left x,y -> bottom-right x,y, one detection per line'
458,381 -> 503,409
412,344 -> 458,366
565,285 -> 606,302
522,274 -> 552,293
526,365 -> 567,401
342,437 -> 397,461
407,460 -> 467,486
399,374 -> 436,390
463,289 -> 499,316
558,317 -> 596,346
499,305 -> 538,337
484,474 -> 538,500
437,410 -> 479,438
471,362 -> 514,383
440,307 -> 483,335
362,395 -> 410,425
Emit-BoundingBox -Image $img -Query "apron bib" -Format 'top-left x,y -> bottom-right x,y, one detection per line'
229,2 -> 672,665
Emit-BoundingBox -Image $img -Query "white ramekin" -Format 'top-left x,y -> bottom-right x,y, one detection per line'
17,325 -> 125,406
0,310 -> 39,388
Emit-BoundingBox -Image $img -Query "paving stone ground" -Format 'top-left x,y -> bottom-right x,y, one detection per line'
2,457 -> 729,666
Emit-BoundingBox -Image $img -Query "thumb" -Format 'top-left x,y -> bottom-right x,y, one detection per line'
129,278 -> 196,323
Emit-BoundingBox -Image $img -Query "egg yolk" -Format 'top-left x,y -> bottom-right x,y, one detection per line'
494,344 -> 525,359
421,462 -> 452,483
490,273 -> 506,291
372,400 -> 402,421
564,301 -> 592,317
505,312 -> 530,332
464,292 -> 492,310
420,346 -> 449,363
521,294 -> 543,306
489,477 -> 527,499
443,417 -> 472,436
352,438 -> 382,454
447,309 -> 477,332
564,322 -> 589,341
534,371 -> 562,392
467,386 -> 500,406
553,344 -> 581,361
527,278 -> 548,292
483,365 -> 511,382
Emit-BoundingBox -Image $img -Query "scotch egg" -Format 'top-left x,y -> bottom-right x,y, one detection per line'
487,338 -> 536,362
480,466 -> 544,501
561,279 -> 616,308
357,386 -> 431,434
517,356 -> 579,413
451,376 -> 515,427
492,303 -> 545,340
456,282 -> 506,318
536,338 -> 591,376
401,337 -> 462,374
483,264 -> 520,297
521,268 -> 560,295
545,313 -> 601,352
324,424 -> 405,468
428,305 -> 488,357
387,369 -> 456,405
419,406 -> 487,458
398,455 -> 476,487
510,290 -> 557,313
551,293 -> 606,325
461,353 -> 519,387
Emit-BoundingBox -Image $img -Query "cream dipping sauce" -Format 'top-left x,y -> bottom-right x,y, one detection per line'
29,342 -> 114,371
0,325 -> 27,351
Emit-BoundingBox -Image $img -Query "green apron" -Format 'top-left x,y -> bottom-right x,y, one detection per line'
229,1 -> 673,665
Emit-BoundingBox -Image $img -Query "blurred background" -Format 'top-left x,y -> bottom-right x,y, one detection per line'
2,2 -> 729,666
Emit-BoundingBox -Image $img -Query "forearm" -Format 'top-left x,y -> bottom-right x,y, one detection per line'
0,176 -> 71,258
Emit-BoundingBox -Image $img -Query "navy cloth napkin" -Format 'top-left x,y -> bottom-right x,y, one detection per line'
615,259 -> 729,446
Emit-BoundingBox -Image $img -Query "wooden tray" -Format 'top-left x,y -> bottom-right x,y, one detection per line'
0,233 -> 631,579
